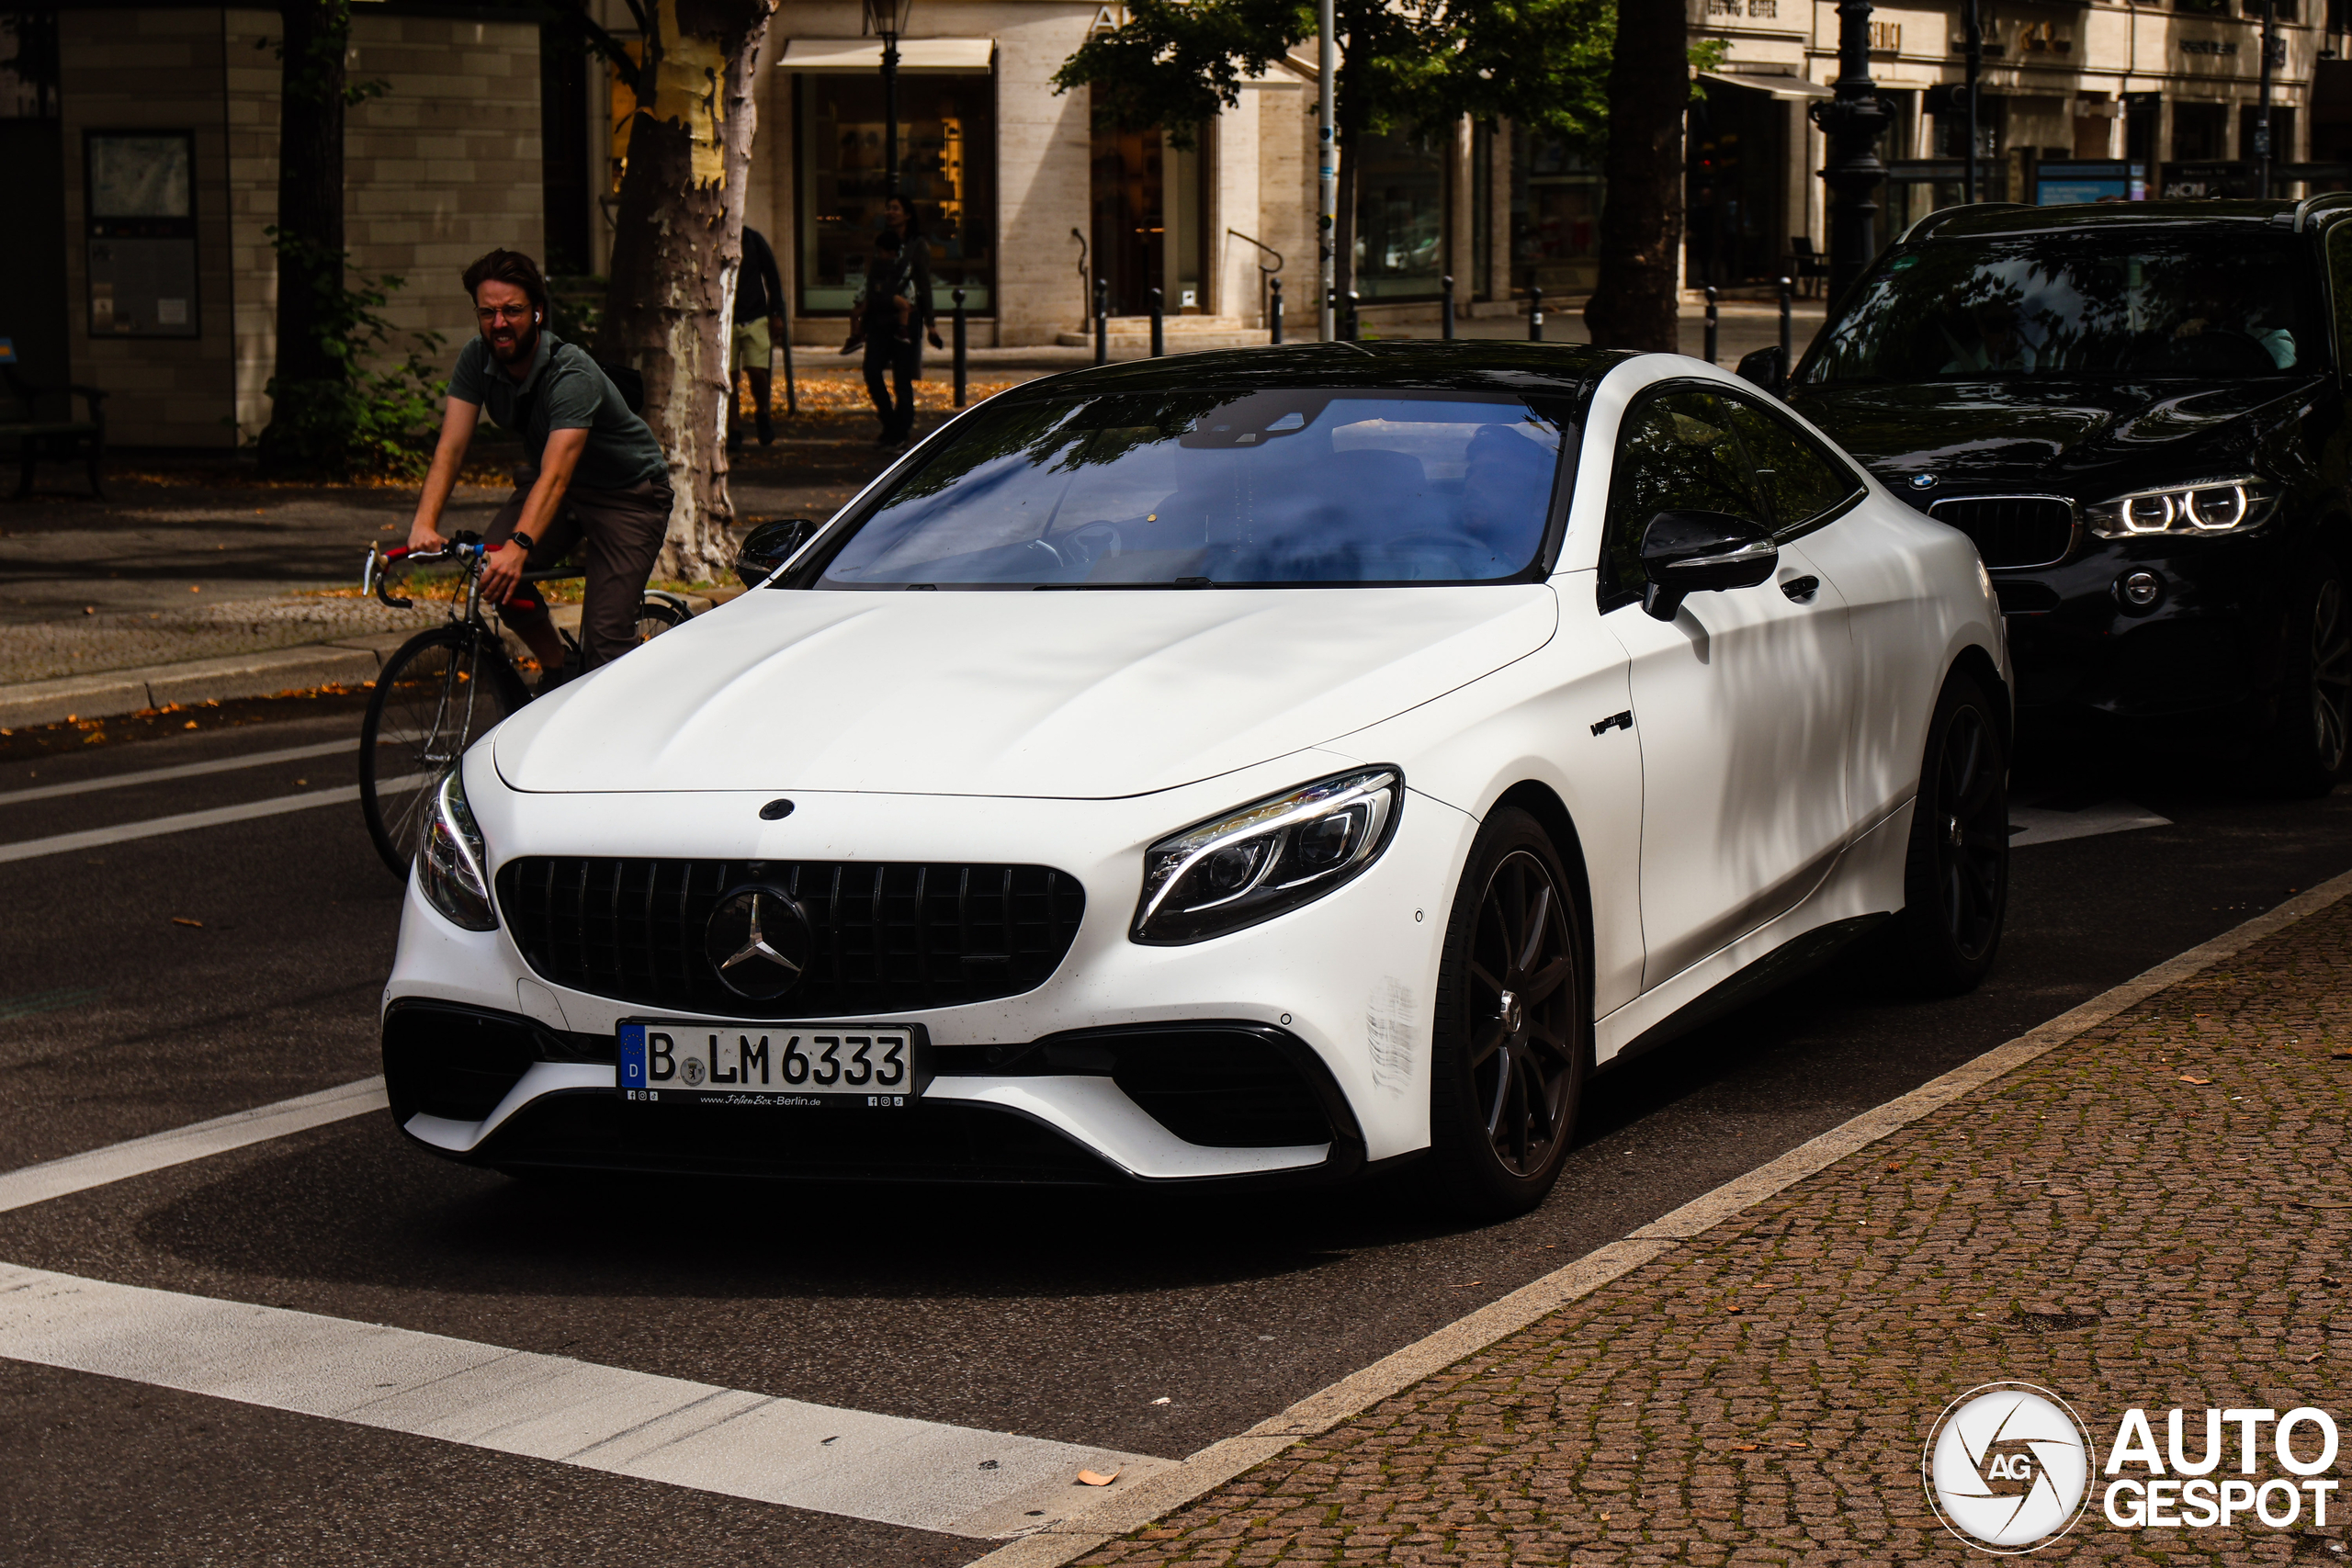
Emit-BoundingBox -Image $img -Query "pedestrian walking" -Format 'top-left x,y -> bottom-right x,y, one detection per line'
406,247 -> 671,691
842,199 -> 944,447
728,225 -> 786,454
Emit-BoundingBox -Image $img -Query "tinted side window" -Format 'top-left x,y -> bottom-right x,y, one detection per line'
2331,224 -> 2352,376
1601,390 -> 1766,604
1722,398 -> 1865,536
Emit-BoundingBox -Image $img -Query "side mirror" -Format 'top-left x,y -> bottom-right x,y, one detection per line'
1638,510 -> 1778,621
1736,344 -> 1787,395
736,518 -> 819,588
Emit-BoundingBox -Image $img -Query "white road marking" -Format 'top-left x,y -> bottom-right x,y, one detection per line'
0,1077 -> 390,1214
0,739 -> 357,807
0,773 -> 429,864
2008,799 -> 2172,848
0,1262 -> 1170,1539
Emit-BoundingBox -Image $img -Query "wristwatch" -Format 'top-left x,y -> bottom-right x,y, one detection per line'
507,530 -> 535,552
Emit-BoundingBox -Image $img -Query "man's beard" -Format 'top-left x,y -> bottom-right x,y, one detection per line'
485,318 -> 541,366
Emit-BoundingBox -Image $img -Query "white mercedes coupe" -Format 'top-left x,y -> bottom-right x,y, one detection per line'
383,343 -> 2010,1217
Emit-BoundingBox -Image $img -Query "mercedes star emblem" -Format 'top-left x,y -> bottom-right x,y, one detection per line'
704,885 -> 814,1000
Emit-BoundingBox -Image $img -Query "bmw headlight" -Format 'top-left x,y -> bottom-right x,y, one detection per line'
1133,767 -> 1401,945
2086,478 -> 2279,539
417,766 -> 497,931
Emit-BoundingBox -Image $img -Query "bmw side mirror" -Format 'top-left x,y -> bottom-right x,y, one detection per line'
736,518 -> 819,588
1736,344 -> 1787,396
1637,510 -> 1778,621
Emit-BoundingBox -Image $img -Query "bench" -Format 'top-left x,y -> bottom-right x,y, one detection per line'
1,364 -> 107,501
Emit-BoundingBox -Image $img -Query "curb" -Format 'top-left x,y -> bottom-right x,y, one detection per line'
965,866 -> 2352,1567
0,631 -> 418,731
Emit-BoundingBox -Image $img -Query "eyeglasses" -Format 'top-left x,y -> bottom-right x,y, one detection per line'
476,305 -> 534,324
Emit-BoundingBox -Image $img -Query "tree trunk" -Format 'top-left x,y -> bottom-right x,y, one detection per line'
598,0 -> 775,581
1582,0 -> 1683,352
266,0 -> 346,413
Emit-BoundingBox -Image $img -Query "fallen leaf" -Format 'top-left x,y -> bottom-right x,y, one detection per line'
189,584 -> 201,592
1784,1441 -> 1809,1449
2303,1350 -> 2326,1364
1449,1280 -> 1483,1288
1149,1397 -> 1170,1405
171,917 -> 203,929
1724,1304 -> 1744,1314
294,779 -> 307,787
82,605 -> 94,615
182,720 -> 198,729
1730,1443 -> 1758,1451
2179,1076 -> 2213,1086
1076,1469 -> 1120,1487
1884,1162 -> 1903,1172
1599,1512 -> 1611,1522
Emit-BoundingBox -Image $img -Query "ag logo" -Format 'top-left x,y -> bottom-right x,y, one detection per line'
1924,1382 -> 2095,1553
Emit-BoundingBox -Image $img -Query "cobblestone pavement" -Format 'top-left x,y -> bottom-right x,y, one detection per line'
1075,894 -> 2352,1565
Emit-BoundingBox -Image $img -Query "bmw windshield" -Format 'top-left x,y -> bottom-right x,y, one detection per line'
805,388 -> 1570,588
1799,232 -> 2325,385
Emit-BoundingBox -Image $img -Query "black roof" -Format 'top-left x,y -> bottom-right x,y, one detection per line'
1903,197 -> 2352,246
1008,340 -> 1631,402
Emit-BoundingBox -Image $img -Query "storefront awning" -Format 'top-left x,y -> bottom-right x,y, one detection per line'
780,37 -> 994,73
1700,71 -> 1832,100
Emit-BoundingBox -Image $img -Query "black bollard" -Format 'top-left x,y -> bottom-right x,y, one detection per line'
952,287 -> 967,408
1703,284 -> 1719,366
1268,276 -> 1283,344
1148,287 -> 1164,357
1779,276 -> 1793,370
1345,289 -> 1361,342
1442,275 -> 1455,341
1094,276 -> 1109,366
1528,286 -> 1544,343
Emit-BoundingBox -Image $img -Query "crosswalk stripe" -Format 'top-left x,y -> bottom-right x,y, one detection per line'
0,1077 -> 390,1214
0,1261 -> 1169,1539
0,739 -> 358,807
0,773 -> 427,864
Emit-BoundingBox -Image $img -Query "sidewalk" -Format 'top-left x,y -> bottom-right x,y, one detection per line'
1036,882 -> 2352,1564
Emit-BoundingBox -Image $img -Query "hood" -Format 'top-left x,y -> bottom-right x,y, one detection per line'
492,584 -> 1558,798
1790,377 -> 2319,496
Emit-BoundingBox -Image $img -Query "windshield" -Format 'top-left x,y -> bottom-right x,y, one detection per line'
1798,233 -> 2323,385
808,389 -> 1569,588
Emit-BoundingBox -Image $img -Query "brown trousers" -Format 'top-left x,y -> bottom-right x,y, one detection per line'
485,478 -> 672,671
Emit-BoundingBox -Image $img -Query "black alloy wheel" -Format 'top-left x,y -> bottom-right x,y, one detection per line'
1893,672 -> 2009,995
2256,561 -> 2350,797
1430,807 -> 1589,1217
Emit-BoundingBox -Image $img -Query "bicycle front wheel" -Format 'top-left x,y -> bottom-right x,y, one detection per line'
360,625 -> 520,874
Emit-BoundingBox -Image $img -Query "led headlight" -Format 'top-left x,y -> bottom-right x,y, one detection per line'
417,766 -> 497,931
2086,478 -> 2279,539
1133,767 -> 1401,945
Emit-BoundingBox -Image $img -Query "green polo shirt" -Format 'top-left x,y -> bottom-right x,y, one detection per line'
447,331 -> 668,492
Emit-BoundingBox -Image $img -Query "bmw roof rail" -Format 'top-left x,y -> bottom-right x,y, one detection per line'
2292,190 -> 2352,233
1896,203 -> 2033,246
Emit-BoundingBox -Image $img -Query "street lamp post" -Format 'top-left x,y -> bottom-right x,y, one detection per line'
1962,0 -> 1982,205
1809,1 -> 1893,305
862,0 -> 915,196
2256,0 -> 2278,197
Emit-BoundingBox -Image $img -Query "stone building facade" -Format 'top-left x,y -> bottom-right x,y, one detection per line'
7,2 -> 2345,447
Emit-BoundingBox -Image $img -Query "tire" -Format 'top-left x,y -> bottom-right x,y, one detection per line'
2250,559 -> 2350,798
1892,671 -> 2010,996
1429,807 -> 1591,1220
633,593 -> 691,646
360,625 -> 522,875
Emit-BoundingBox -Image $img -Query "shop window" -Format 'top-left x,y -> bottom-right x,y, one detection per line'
796,71 -> 995,314
1,11 -> 57,119
1090,126 -> 1204,317
1351,124 -> 1445,302
1686,83 -> 1789,287
1510,126 -> 1600,297
2171,101 -> 2228,163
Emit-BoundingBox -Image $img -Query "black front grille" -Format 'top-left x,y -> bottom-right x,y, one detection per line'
497,857 -> 1087,1018
1928,495 -> 2076,569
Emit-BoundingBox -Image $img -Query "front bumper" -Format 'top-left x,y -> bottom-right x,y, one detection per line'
1995,530 -> 2289,724
382,750 -> 1476,1185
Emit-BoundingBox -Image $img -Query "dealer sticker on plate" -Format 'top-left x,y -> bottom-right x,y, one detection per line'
617,1021 -> 925,1107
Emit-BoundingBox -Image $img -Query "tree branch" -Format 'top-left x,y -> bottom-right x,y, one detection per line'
540,0 -> 643,96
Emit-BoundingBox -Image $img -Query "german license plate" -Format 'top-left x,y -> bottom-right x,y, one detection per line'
616,1021 -> 926,1107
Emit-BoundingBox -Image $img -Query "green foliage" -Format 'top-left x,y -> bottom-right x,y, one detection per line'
548,276 -> 609,346
256,228 -> 447,479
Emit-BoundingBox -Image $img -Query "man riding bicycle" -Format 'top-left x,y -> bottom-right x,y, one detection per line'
407,248 -> 671,690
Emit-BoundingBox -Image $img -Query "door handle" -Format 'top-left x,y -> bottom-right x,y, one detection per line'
1590,710 -> 1634,736
1780,574 -> 1820,604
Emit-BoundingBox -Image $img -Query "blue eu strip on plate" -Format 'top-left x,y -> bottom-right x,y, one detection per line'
617,1022 -> 646,1093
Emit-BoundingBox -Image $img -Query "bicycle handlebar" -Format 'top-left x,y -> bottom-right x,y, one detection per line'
364,528 -> 586,610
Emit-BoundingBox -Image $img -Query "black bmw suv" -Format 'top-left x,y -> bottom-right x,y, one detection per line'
1767,197 -> 2352,793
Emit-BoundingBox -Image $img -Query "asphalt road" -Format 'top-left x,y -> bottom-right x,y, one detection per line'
2,697 -> 2346,1565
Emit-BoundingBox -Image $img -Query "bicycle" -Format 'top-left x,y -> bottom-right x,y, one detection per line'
357,530 -> 692,875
